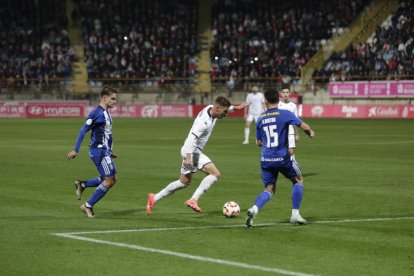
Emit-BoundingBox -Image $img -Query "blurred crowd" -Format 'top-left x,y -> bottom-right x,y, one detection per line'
314,1 -> 414,81
78,0 -> 198,85
0,0 -> 75,90
1,0 -> 413,92
210,0 -> 370,84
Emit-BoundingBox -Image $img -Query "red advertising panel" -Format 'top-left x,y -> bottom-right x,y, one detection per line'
0,102 -> 27,118
107,105 -> 140,117
301,104 -> 414,119
26,101 -> 87,118
330,81 -> 414,97
88,105 -> 193,118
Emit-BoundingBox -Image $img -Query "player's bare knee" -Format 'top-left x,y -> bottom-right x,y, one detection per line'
265,185 -> 275,195
103,176 -> 116,188
179,174 -> 192,186
292,175 -> 303,185
210,169 -> 221,179
212,172 -> 221,180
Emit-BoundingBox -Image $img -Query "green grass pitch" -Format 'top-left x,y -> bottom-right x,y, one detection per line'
0,118 -> 413,275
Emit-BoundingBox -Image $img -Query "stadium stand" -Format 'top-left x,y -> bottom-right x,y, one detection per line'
1,0 -> 412,105
0,0 -> 73,89
314,1 -> 414,81
210,0 -> 370,85
77,0 -> 198,86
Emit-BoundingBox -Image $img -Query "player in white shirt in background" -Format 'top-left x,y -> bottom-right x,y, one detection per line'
146,96 -> 247,215
278,88 -> 300,162
243,85 -> 266,144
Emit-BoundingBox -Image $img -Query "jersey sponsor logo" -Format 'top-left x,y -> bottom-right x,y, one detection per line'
86,119 -> 92,125
260,111 -> 280,118
261,157 -> 283,162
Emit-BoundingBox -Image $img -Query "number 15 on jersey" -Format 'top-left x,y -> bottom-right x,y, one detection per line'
263,125 -> 278,148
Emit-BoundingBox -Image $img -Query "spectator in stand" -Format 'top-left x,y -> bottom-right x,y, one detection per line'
316,1 -> 414,81
210,0 -> 370,84
78,0 -> 198,85
0,0 -> 72,88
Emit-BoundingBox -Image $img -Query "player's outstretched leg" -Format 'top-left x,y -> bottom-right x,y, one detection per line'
80,203 -> 94,218
146,193 -> 156,215
74,180 -> 85,200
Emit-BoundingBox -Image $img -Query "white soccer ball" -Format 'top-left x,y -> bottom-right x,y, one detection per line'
222,201 -> 240,218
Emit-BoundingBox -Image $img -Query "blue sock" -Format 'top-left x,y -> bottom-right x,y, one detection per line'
254,190 -> 272,210
292,183 -> 304,209
83,177 -> 102,188
87,183 -> 108,207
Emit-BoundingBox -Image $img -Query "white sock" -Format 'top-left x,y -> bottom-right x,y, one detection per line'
292,209 -> 299,216
154,180 -> 186,202
244,127 -> 250,141
191,175 -> 218,201
249,205 -> 259,215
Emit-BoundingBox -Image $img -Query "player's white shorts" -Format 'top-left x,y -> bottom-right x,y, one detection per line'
246,114 -> 260,123
180,148 -> 212,175
288,125 -> 296,148
288,134 -> 296,148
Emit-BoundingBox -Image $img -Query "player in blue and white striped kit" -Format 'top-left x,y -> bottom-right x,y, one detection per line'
245,89 -> 315,228
67,87 -> 118,218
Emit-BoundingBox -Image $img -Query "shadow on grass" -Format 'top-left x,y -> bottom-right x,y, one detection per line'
302,172 -> 318,178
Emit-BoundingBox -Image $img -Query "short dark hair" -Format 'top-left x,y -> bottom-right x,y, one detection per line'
281,84 -> 290,90
264,90 -> 279,104
215,96 -> 231,107
101,86 -> 117,97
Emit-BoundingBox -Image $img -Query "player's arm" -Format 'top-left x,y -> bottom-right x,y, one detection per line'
182,120 -> 206,167
293,105 -> 300,141
255,121 -> 263,146
108,136 -> 117,158
261,93 -> 266,112
67,122 -> 92,160
183,153 -> 192,168
229,102 -> 248,112
183,134 -> 197,168
244,95 -> 250,117
294,126 -> 300,142
299,121 -> 315,138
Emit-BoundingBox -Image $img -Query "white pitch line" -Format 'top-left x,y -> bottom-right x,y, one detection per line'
52,216 -> 414,276
56,216 -> 414,235
53,232 -> 316,276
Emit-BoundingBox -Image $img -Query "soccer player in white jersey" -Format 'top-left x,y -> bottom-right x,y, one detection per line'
67,87 -> 118,218
243,85 -> 266,144
278,88 -> 300,161
146,96 -> 247,215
